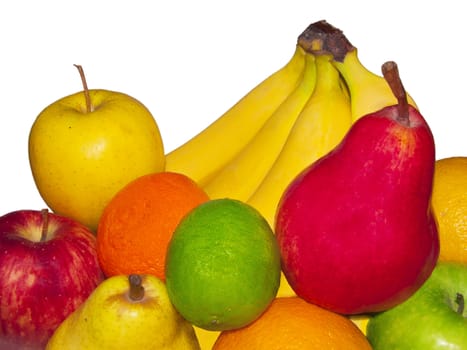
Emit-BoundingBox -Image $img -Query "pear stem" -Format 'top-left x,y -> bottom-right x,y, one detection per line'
73,64 -> 93,113
40,209 -> 49,242
455,292 -> 464,315
381,61 -> 410,127
128,274 -> 145,301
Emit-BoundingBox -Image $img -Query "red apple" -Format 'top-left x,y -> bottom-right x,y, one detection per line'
0,209 -> 104,349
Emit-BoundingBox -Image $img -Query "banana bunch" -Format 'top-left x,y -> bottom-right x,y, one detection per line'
166,19 -> 418,297
167,20 -> 417,219
165,45 -> 307,186
167,20 -> 419,347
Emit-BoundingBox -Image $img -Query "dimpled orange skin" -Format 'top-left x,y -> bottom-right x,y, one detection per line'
96,171 -> 210,280
431,156 -> 467,263
213,297 -> 372,350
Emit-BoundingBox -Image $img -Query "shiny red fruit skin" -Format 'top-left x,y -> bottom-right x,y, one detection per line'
275,105 -> 439,315
0,210 -> 104,349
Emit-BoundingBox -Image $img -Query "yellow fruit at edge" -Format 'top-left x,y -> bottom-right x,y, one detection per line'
431,156 -> 467,263
29,89 -> 165,232
46,274 -> 200,350
349,314 -> 370,335
194,327 -> 221,350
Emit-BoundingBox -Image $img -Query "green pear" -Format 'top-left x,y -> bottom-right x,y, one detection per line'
46,274 -> 200,350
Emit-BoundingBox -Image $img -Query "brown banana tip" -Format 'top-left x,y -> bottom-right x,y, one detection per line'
297,20 -> 355,61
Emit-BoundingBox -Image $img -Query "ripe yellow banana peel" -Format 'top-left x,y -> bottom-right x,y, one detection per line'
203,52 -> 317,201
165,45 -> 307,186
298,20 -> 418,122
246,53 -> 352,228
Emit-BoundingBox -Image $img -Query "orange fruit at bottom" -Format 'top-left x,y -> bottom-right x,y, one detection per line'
213,297 -> 372,350
96,171 -> 210,280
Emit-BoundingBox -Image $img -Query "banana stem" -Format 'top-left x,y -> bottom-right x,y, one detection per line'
381,61 -> 410,127
128,274 -> 145,301
74,64 -> 93,113
40,208 -> 49,242
297,20 -> 354,61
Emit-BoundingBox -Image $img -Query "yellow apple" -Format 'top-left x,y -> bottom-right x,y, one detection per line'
29,69 -> 165,231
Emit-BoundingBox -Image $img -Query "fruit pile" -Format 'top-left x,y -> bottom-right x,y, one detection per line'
0,20 -> 466,350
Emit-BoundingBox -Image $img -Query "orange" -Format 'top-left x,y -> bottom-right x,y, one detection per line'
212,296 -> 372,350
431,156 -> 467,263
96,171 -> 210,280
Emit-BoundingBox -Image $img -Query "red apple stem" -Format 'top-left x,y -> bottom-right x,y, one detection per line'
128,274 -> 145,301
455,292 -> 464,315
381,61 -> 410,127
73,64 -> 93,113
40,209 -> 49,242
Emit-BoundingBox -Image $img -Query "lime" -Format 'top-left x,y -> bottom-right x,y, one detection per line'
165,198 -> 281,331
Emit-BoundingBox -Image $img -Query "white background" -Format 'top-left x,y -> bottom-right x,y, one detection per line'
1,1 -> 466,215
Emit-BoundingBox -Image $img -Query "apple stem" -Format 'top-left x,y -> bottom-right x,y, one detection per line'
128,274 -> 145,301
73,64 -> 93,113
40,209 -> 49,242
455,292 -> 464,315
381,61 -> 410,127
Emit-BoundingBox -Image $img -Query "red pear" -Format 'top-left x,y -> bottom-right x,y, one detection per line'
275,61 -> 439,315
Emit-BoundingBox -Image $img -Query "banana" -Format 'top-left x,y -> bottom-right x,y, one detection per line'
165,45 -> 307,185
247,53 -> 352,297
247,53 -> 352,228
298,20 -> 417,122
332,48 -> 418,122
202,53 -> 317,201
193,327 -> 220,350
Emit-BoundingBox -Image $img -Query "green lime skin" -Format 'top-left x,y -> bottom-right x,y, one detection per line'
165,198 -> 281,331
